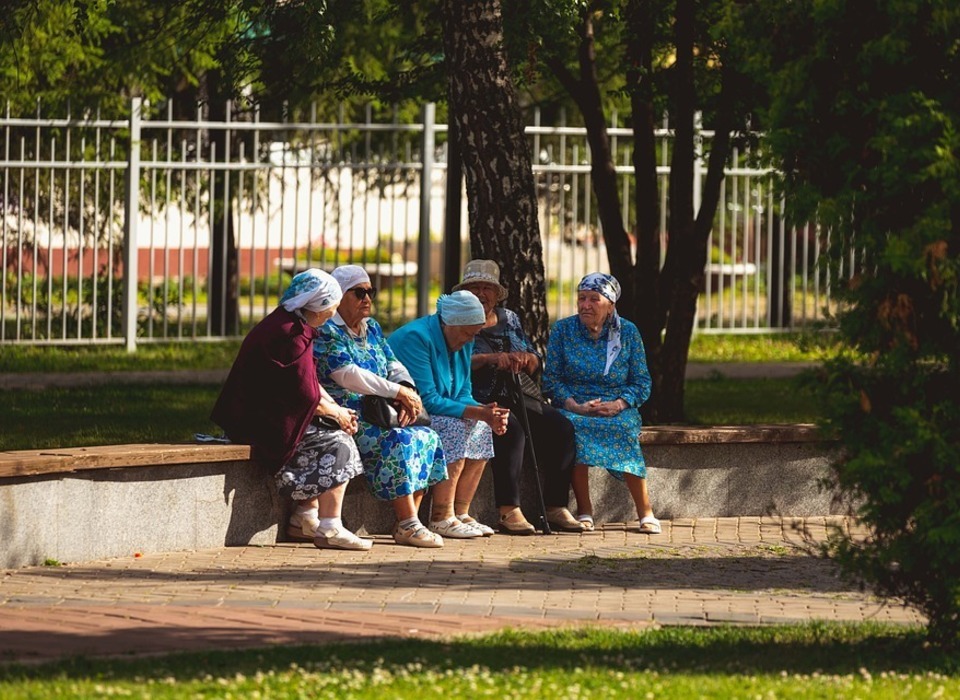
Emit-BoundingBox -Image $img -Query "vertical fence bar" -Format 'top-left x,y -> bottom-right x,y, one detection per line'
122,97 -> 142,351
417,102 -> 435,318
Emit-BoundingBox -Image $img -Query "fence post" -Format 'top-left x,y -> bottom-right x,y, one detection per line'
121,97 -> 142,352
417,102 -> 435,318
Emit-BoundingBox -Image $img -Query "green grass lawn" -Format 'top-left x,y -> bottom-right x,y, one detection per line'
0,332 -> 833,373
0,625 -> 955,699
0,376 -> 818,450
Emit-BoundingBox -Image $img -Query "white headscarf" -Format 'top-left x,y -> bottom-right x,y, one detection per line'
331,264 -> 371,292
437,290 -> 486,326
279,268 -> 342,313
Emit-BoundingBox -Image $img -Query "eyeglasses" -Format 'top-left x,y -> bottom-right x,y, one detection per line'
350,287 -> 378,300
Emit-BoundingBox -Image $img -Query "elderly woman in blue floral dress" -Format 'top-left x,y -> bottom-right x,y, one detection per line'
313,265 -> 449,548
543,272 -> 660,534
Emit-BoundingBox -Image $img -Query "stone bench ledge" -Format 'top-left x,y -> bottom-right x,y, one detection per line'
640,423 -> 825,445
0,423 -> 825,480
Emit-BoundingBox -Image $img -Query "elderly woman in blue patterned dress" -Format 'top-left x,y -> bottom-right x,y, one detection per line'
389,291 -> 511,540
542,272 -> 660,534
313,265 -> 448,548
212,268 -> 371,551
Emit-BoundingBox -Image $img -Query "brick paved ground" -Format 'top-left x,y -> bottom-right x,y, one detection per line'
0,517 -> 923,663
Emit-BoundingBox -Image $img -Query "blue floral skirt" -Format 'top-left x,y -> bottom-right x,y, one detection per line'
429,414 -> 494,462
353,421 -> 447,500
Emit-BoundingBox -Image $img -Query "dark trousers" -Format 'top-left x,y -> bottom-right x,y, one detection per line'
489,403 -> 577,507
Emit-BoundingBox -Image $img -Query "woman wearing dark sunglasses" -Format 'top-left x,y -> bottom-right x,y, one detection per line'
313,265 -> 447,548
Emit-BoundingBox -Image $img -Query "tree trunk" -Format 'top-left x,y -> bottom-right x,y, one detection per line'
442,0 -> 548,351
626,0 -> 665,421
546,4 -> 633,301
202,71 -> 239,336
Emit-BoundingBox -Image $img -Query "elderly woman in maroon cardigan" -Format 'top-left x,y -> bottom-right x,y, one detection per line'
211,268 -> 371,551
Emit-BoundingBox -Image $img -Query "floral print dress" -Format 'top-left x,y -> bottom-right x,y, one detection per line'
314,318 -> 447,500
543,315 -> 651,479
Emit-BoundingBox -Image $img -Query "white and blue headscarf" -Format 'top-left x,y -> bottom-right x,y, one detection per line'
578,272 -> 622,375
437,290 -> 486,326
280,268 -> 342,313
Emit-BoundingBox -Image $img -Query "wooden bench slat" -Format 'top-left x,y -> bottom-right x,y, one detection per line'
0,443 -> 252,479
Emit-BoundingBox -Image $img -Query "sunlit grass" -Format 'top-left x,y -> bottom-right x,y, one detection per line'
0,625 -> 954,699
0,333 -> 834,373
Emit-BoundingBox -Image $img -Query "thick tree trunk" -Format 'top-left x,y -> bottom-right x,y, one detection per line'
626,0 -> 664,422
442,0 -> 548,351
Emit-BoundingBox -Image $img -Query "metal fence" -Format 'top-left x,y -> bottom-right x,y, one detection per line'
1,98 -> 844,349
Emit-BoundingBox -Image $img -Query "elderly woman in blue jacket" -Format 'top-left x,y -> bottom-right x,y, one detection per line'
388,291 -> 510,539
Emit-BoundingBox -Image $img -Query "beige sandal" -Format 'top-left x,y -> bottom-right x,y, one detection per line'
576,514 -> 595,531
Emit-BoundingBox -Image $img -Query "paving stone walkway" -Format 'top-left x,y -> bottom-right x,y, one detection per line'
0,517 -> 923,663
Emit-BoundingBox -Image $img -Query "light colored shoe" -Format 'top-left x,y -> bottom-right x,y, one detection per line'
498,507 -> 536,536
428,517 -> 483,539
638,515 -> 662,535
457,513 -> 494,537
393,522 -> 444,548
287,512 -> 319,542
576,513 -> 596,532
313,526 -> 373,551
546,507 -> 586,533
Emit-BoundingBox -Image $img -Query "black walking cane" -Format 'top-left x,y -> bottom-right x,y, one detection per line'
508,372 -> 552,535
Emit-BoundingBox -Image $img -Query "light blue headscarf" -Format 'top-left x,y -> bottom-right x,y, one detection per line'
578,272 -> 622,375
437,290 -> 486,326
280,268 -> 342,313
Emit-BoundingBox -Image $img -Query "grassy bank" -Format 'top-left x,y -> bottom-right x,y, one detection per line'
0,625 -> 954,699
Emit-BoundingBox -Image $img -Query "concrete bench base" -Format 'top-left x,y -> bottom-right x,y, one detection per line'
0,425 -> 844,568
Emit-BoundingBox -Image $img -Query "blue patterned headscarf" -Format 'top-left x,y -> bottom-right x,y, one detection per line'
437,290 -> 486,326
577,272 -> 622,376
578,272 -> 621,303
280,268 -> 342,313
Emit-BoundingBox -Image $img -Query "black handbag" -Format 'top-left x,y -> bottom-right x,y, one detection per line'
361,394 -> 432,429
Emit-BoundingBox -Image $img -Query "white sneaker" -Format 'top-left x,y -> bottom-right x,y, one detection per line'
428,517 -> 483,539
313,526 -> 373,551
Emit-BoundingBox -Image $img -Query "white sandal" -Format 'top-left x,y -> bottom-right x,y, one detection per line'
458,513 -> 494,537
287,512 -> 320,542
638,516 -> 662,535
314,526 -> 373,551
393,522 -> 444,548
576,514 -> 595,532
428,517 -> 483,539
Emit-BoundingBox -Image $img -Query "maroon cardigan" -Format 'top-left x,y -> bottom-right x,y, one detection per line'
211,307 -> 321,473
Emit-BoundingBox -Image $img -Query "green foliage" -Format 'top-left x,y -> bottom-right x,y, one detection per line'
736,0 -> 960,646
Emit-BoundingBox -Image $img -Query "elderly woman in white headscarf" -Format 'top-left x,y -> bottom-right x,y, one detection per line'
543,272 -> 659,535
388,290 -> 510,539
212,268 -> 371,551
313,265 -> 448,549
